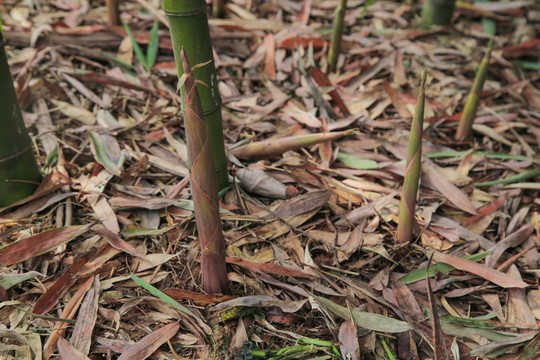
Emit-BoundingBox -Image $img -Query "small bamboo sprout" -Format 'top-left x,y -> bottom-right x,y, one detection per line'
422,0 -> 457,27
328,0 -> 347,72
455,39 -> 494,140
181,49 -> 228,294
396,71 -> 427,244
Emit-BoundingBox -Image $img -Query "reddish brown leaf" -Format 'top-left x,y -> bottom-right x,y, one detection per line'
163,288 -> 233,306
0,224 -> 93,266
57,337 -> 91,360
277,36 -> 330,50
501,38 -> 540,58
309,67 -> 351,116
33,247 -> 96,315
95,226 -> 144,258
264,34 -> 276,80
462,195 -> 506,227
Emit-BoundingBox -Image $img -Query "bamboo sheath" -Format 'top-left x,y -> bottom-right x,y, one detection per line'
163,0 -> 228,190
0,33 -> 40,206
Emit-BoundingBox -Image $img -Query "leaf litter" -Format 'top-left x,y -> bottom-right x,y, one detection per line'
0,0 -> 539,359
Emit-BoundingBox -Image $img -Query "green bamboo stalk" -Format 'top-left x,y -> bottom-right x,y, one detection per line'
455,39 -> 494,141
231,129 -> 355,159
422,0 -> 457,27
328,0 -> 347,72
163,0 -> 228,190
396,71 -> 427,244
181,49 -> 228,294
0,33 -> 40,207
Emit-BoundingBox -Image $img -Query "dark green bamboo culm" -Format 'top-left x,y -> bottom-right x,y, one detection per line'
455,39 -> 494,140
396,71 -> 427,244
0,33 -> 40,207
163,0 -> 228,190
422,0 -> 457,26
328,0 -> 347,72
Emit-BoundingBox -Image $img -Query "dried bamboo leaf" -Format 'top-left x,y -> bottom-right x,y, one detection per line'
117,322 -> 180,360
231,130 -> 355,159
0,224 -> 93,266
315,296 -> 411,333
70,276 -> 100,355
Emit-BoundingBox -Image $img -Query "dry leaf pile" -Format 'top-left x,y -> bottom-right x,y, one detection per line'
0,0 -> 539,359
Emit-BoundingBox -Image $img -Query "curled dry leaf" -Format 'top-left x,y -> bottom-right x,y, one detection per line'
236,168 -> 287,199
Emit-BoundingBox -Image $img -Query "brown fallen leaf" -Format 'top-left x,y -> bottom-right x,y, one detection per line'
507,265 -> 537,331
70,276 -> 100,355
163,288 -> 233,306
270,190 -> 330,219
339,314 -> 360,360
0,223 -> 93,266
44,277 -> 94,359
95,225 -> 144,258
382,80 -> 411,118
33,247 -> 96,315
264,33 -> 276,80
226,257 -> 318,278
421,161 -> 477,215
117,322 -> 180,360
57,337 -> 91,360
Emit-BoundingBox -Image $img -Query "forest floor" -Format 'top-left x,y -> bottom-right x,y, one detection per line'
0,0 -> 539,359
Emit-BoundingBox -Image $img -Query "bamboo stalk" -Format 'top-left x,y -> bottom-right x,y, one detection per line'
106,0 -> 121,26
0,33 -> 40,207
181,49 -> 228,294
422,0 -> 457,27
396,71 -> 427,243
163,0 -> 228,190
328,0 -> 347,72
455,39 -> 494,141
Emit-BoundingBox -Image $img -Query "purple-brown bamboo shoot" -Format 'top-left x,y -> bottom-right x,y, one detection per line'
396,71 -> 427,243
181,48 -> 228,294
